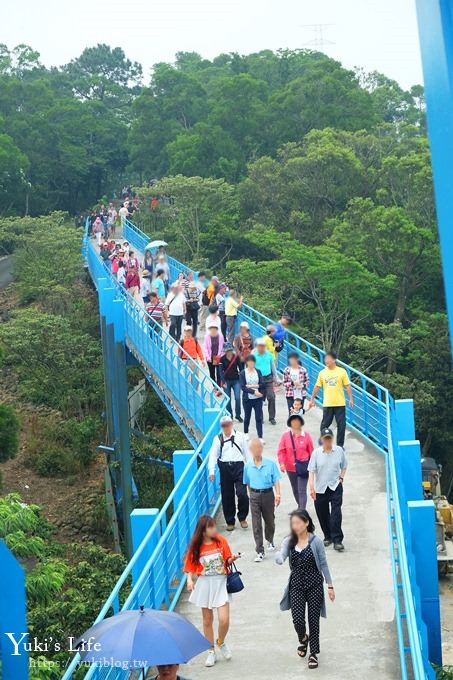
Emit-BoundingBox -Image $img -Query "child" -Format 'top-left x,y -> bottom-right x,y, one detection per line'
290,397 -> 305,416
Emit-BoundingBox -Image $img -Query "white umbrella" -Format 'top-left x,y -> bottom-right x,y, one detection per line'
146,240 -> 168,250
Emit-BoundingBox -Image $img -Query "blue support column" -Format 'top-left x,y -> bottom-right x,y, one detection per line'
407,500 -> 442,666
395,399 -> 416,441
415,0 -> 453,353
0,544 -> 28,680
173,450 -> 196,507
131,509 -> 161,601
396,441 -> 423,504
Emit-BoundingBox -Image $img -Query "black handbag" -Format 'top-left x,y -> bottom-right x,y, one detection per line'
290,432 -> 309,479
226,562 -> 244,594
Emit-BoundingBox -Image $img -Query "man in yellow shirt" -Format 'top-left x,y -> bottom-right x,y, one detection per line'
225,289 -> 243,343
309,351 -> 354,448
263,324 -> 277,360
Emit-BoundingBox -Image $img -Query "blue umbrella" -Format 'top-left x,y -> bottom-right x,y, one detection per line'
75,607 -> 210,674
145,240 -> 168,250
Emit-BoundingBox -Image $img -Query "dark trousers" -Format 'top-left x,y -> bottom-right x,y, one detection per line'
321,405 -> 346,448
225,379 -> 241,418
287,471 -> 308,509
208,361 -> 221,385
290,582 -> 323,654
185,307 -> 199,337
314,484 -> 344,544
250,490 -> 275,554
243,398 -> 263,438
220,311 -> 227,339
263,375 -> 276,421
169,315 -> 183,342
218,461 -> 249,526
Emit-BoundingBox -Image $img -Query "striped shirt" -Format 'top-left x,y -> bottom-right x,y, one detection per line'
145,301 -> 165,322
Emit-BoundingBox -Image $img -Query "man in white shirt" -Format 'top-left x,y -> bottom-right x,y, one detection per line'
165,283 -> 186,342
208,415 -> 249,531
140,270 -> 152,303
118,204 -> 128,227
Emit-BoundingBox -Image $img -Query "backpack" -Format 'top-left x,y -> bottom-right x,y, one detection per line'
202,289 -> 210,306
275,338 -> 285,353
218,433 -> 245,459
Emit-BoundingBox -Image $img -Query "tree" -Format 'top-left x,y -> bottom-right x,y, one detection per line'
63,44 -> 142,110
141,175 -> 238,267
0,133 -> 29,214
0,404 -> 19,462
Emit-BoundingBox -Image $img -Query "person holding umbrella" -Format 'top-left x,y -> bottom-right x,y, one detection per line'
184,515 -> 241,667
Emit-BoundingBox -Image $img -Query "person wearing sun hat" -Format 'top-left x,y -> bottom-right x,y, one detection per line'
308,428 -> 348,552
277,413 -> 314,509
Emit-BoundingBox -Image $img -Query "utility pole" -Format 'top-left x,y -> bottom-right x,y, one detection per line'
301,24 -> 335,50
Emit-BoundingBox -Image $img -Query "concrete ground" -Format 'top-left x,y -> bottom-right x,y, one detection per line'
94,233 -> 399,678
177,396 -> 399,680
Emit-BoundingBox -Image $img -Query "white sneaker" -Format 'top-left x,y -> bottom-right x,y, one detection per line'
267,542 -> 276,552
254,552 -> 264,562
218,641 -> 232,660
259,438 -> 266,445
205,650 -> 217,667
244,433 -> 249,441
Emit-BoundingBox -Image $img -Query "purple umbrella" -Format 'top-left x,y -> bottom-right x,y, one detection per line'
75,606 -> 210,677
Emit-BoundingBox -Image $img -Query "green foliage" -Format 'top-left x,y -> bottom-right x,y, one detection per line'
435,667 -> 453,680
0,403 -> 19,461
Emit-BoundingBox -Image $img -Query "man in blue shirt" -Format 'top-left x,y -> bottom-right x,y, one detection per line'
272,314 -> 292,344
252,338 -> 278,425
243,438 -> 281,562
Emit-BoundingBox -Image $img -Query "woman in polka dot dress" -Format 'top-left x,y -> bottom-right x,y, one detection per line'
276,509 -> 335,669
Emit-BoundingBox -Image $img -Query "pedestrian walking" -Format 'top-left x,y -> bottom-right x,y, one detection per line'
143,249 -> 154,276
239,355 -> 265,440
283,352 -> 310,413
205,304 -> 222,334
145,292 -> 168,335
290,398 -> 305,416
263,324 -> 278,360
125,266 -> 140,301
243,438 -> 281,562
185,282 -> 201,337
234,322 -> 254,369
184,515 -> 240,667
277,414 -> 314,509
140,270 -> 152,304
309,351 -> 354,449
208,415 -> 249,531
153,269 -> 167,302
215,284 -> 227,338
119,203 -> 128,228
252,338 -> 278,425
308,428 -> 348,551
197,272 -> 209,327
219,343 -> 242,422
276,509 -> 335,670
272,313 -> 292,351
224,290 -> 243,344
204,325 -> 224,385
179,325 -> 206,369
166,283 -> 186,342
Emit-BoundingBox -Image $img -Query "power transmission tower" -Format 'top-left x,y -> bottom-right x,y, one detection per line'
301,24 -> 335,50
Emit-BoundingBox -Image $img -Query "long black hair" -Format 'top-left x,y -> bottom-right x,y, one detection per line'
288,509 -> 315,549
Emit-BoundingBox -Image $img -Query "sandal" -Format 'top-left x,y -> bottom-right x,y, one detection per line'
297,635 -> 309,658
308,653 -> 318,669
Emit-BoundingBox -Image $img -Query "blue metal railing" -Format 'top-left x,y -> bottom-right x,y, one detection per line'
65,219 -> 434,680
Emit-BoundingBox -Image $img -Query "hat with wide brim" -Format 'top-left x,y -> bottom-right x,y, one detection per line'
287,414 -> 304,428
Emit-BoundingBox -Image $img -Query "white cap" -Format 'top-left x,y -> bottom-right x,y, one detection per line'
240,321 -> 249,328
256,337 -> 266,345
184,324 -> 193,331
220,415 -> 233,425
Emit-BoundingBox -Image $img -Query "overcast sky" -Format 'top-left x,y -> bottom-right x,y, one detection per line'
5,0 -> 423,89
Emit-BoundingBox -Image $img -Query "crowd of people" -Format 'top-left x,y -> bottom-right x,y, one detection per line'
92,211 -> 355,675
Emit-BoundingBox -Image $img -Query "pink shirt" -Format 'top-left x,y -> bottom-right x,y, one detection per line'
277,430 -> 314,473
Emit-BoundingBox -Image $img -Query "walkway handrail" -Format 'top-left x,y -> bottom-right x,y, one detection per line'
69,217 -> 433,680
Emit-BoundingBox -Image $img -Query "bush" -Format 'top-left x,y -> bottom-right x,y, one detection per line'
0,403 -> 19,462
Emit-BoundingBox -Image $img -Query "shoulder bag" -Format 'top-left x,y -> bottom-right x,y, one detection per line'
290,432 -> 309,479
226,562 -> 244,594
